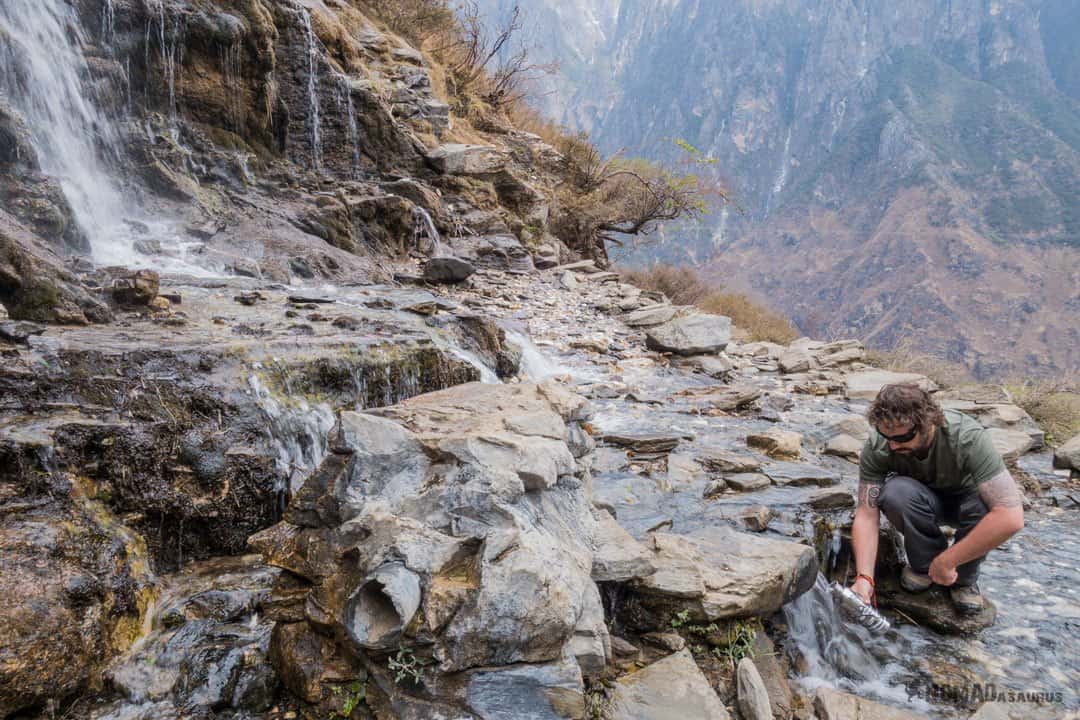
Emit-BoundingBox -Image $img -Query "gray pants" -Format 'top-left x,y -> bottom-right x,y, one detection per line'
878,475 -> 989,586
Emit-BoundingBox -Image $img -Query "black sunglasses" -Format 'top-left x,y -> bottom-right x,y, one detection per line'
878,426 -> 919,443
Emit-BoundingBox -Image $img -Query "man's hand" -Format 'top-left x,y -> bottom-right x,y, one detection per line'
929,553 -> 959,586
851,576 -> 874,605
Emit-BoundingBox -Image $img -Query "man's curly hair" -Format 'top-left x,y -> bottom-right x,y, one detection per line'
867,383 -> 945,432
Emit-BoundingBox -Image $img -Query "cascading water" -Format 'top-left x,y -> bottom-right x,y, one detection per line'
247,372 -> 335,493
782,574 -> 934,712
413,206 -> 445,257
335,73 -> 362,177
503,329 -> 568,380
0,0 -> 128,257
297,7 -> 322,172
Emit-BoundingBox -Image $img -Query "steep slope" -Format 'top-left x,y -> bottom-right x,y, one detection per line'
477,0 -> 1080,378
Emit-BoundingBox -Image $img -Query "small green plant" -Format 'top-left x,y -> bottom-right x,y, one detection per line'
669,609 -> 692,629
388,645 -> 428,685
711,620 -> 758,669
341,680 -> 365,716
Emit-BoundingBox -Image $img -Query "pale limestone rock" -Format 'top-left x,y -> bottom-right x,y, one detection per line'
608,649 -> 731,720
746,429 -> 802,459
824,433 -> 863,459
592,510 -> 655,583
814,687 -> 930,720
1053,433 -> 1080,471
845,370 -> 936,401
737,658 -> 774,720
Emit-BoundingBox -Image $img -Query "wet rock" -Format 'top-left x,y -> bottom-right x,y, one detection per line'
0,211 -> 111,323
0,320 -> 46,343
737,657 -> 774,720
699,449 -> 763,473
233,291 -> 263,306
634,528 -> 817,620
592,510 -> 655,582
645,313 -> 731,355
876,584 -> 996,635
726,473 -> 771,492
558,270 -> 579,290
806,488 -> 855,509
703,478 -> 728,497
845,370 -> 936,401
986,428 -> 1035,461
824,433 -> 864,459
608,649 -> 731,719
676,384 -> 762,411
424,256 -> 476,284
601,432 -> 681,454
738,505 -> 773,532
464,653 -> 586,719
747,429 -> 802,459
624,304 -> 679,328
750,633 -> 793,720
764,462 -> 839,487
678,352 -> 735,377
778,347 -> 813,374
1053,433 -> 1080,471
269,621 -> 359,704
814,687 -> 929,719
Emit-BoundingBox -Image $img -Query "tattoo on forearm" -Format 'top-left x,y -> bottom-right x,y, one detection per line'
978,470 -> 1023,509
857,482 -> 881,510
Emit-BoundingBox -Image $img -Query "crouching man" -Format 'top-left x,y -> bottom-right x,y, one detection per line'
850,383 -> 1024,614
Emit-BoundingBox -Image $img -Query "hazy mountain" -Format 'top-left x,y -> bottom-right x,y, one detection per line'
478,0 -> 1080,378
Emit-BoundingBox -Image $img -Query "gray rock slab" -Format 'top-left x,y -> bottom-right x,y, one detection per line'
592,510 -> 655,583
465,653 -> 585,720
608,649 -> 730,720
824,433 -> 863,460
845,370 -> 936,401
726,473 -> 771,492
764,462 -> 839,487
806,488 -> 855,510
1053,433 -> 1080,471
736,658 -> 774,720
746,429 -> 802,459
624,304 -> 678,327
814,687 -> 929,720
645,313 -> 731,355
698,449 -> 763,473
634,527 -> 817,619
968,702 -> 1064,720
427,143 -> 505,175
601,432 -> 680,453
424,256 -> 476,283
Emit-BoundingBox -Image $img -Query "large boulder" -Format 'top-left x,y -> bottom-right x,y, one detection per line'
632,527 -> 817,620
424,256 -> 476,284
1052,433 -> 1080,472
252,382 -> 600,717
645,313 -> 731,355
608,649 -> 731,720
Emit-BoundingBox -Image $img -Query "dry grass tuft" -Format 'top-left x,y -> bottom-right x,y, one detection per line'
864,337 -> 974,389
620,264 -> 798,344
1005,374 -> 1080,445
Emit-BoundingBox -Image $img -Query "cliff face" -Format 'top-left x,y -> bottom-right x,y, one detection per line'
480,0 -> 1080,378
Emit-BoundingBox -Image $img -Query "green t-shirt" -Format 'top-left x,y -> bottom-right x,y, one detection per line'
858,409 -> 1006,495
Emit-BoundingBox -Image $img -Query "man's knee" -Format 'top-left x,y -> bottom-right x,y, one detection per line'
879,475 -> 936,516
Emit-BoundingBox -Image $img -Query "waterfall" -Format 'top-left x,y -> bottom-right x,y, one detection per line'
711,204 -> 729,249
297,7 -> 322,172
503,329 -> 567,380
221,40 -> 245,132
335,74 -> 362,178
148,0 -> 185,131
413,206 -> 444,257
765,126 -> 793,217
102,0 -> 117,49
0,0 -> 129,260
247,373 -> 335,493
